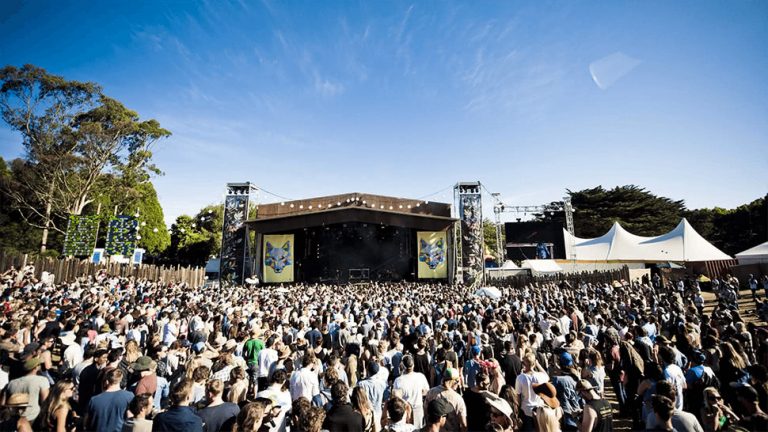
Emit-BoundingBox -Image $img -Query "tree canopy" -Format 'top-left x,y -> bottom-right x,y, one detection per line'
0,64 -> 170,253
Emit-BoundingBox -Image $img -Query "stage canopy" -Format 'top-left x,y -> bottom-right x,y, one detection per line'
563,219 -> 731,262
735,241 -> 768,265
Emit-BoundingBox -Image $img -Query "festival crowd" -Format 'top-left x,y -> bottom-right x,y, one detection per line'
0,264 -> 767,432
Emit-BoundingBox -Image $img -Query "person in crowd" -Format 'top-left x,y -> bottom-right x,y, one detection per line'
393,354 -> 430,428
425,368 -> 466,432
351,385 -> 375,432
463,370 -> 492,431
123,393 -> 154,432
37,379 -> 77,432
197,379 -> 240,432
323,381 -> 365,432
2,357 -> 50,423
576,379 -> 612,432
0,393 -> 33,432
152,379 -> 204,432
85,368 -> 134,432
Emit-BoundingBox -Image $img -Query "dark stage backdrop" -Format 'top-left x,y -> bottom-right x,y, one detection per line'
291,223 -> 416,283
504,221 -> 566,261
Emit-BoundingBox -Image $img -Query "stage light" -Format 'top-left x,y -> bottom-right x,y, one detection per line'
337,202 -> 341,206
407,205 -> 411,209
380,205 -> 384,209
153,228 -> 158,233
290,204 -> 294,208
191,223 -> 196,228
425,201 -> 429,204
389,206 -> 393,210
280,202 -> 285,206
308,205 -> 313,209
416,203 -> 420,207
362,200 -> 366,204
398,205 -> 403,209
318,204 -> 323,208
299,205 -> 304,209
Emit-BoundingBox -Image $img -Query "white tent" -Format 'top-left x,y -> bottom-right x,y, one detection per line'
564,218 -> 731,262
735,241 -> 768,265
500,260 -> 520,270
521,259 -> 562,273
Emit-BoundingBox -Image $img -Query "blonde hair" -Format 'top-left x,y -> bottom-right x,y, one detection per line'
40,380 -> 73,429
534,405 -> 562,432
124,340 -> 141,364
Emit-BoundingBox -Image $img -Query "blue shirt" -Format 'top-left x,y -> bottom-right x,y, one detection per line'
152,406 -> 203,432
87,390 -> 134,432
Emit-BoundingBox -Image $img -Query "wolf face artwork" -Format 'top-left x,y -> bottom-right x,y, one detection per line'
265,241 -> 291,273
419,238 -> 445,270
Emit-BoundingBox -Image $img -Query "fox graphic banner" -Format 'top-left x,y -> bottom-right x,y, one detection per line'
263,234 -> 295,283
417,231 -> 448,279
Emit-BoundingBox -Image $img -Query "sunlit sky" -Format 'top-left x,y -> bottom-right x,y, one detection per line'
1,1 -> 766,226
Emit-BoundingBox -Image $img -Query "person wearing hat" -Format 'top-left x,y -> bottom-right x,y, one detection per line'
424,368 -> 467,432
532,382 -> 562,432
393,354 -> 430,428
357,360 -> 388,426
1,357 -> 49,423
422,398 -> 452,432
133,356 -> 158,396
684,349 -> 718,413
551,351 -> 581,430
483,392 -> 515,432
0,393 -> 32,432
576,379 -> 612,432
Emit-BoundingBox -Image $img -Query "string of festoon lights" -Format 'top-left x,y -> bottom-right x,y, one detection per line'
276,195 -> 431,211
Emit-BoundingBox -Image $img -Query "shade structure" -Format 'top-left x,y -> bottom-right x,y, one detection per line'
563,219 -> 731,262
735,241 -> 768,265
500,260 -> 521,270
520,259 -> 563,273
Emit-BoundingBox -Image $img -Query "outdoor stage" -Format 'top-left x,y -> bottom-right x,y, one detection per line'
246,193 -> 456,283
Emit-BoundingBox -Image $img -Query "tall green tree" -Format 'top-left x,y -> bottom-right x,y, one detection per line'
539,185 -> 686,237
165,204 -> 224,266
0,65 -> 99,252
0,65 -> 171,253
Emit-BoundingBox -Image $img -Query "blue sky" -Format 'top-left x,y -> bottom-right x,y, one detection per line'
1,0 -> 766,227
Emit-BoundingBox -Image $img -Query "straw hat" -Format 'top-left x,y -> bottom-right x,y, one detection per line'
533,382 -> 560,409
4,393 -> 30,408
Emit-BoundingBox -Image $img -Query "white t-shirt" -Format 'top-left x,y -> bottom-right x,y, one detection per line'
515,371 -> 549,417
393,371 -> 430,408
664,364 -> 686,410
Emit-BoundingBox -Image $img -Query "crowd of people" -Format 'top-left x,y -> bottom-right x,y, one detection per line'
0,263 -> 766,432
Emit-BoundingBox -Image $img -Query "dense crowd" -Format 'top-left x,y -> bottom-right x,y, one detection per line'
0,264 -> 767,432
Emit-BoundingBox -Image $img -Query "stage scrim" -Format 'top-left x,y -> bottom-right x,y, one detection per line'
263,234 -> 294,283
417,231 -> 448,279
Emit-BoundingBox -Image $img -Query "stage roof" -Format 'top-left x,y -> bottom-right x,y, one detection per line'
248,194 -> 456,233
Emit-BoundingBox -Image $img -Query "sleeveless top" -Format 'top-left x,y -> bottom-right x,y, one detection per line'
587,398 -> 613,432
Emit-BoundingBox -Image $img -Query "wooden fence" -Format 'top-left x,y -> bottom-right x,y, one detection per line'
0,251 -> 206,287
485,266 -> 631,289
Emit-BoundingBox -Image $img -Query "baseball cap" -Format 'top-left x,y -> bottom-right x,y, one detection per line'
443,367 -> 460,382
427,398 -> 452,423
558,352 -> 574,368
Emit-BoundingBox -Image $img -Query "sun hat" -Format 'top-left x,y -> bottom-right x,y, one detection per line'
483,392 -> 513,425
23,357 -> 41,372
533,382 -> 560,409
132,356 -> 153,371
4,393 -> 30,408
223,339 -> 238,352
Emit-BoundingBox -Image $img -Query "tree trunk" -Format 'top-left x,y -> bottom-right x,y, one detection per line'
40,197 -> 53,253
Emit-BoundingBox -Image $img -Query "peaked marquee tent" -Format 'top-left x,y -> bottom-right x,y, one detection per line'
563,219 -> 731,262
735,241 -> 768,265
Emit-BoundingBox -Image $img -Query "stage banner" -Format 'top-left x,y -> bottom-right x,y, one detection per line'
263,234 -> 294,283
417,231 -> 448,279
